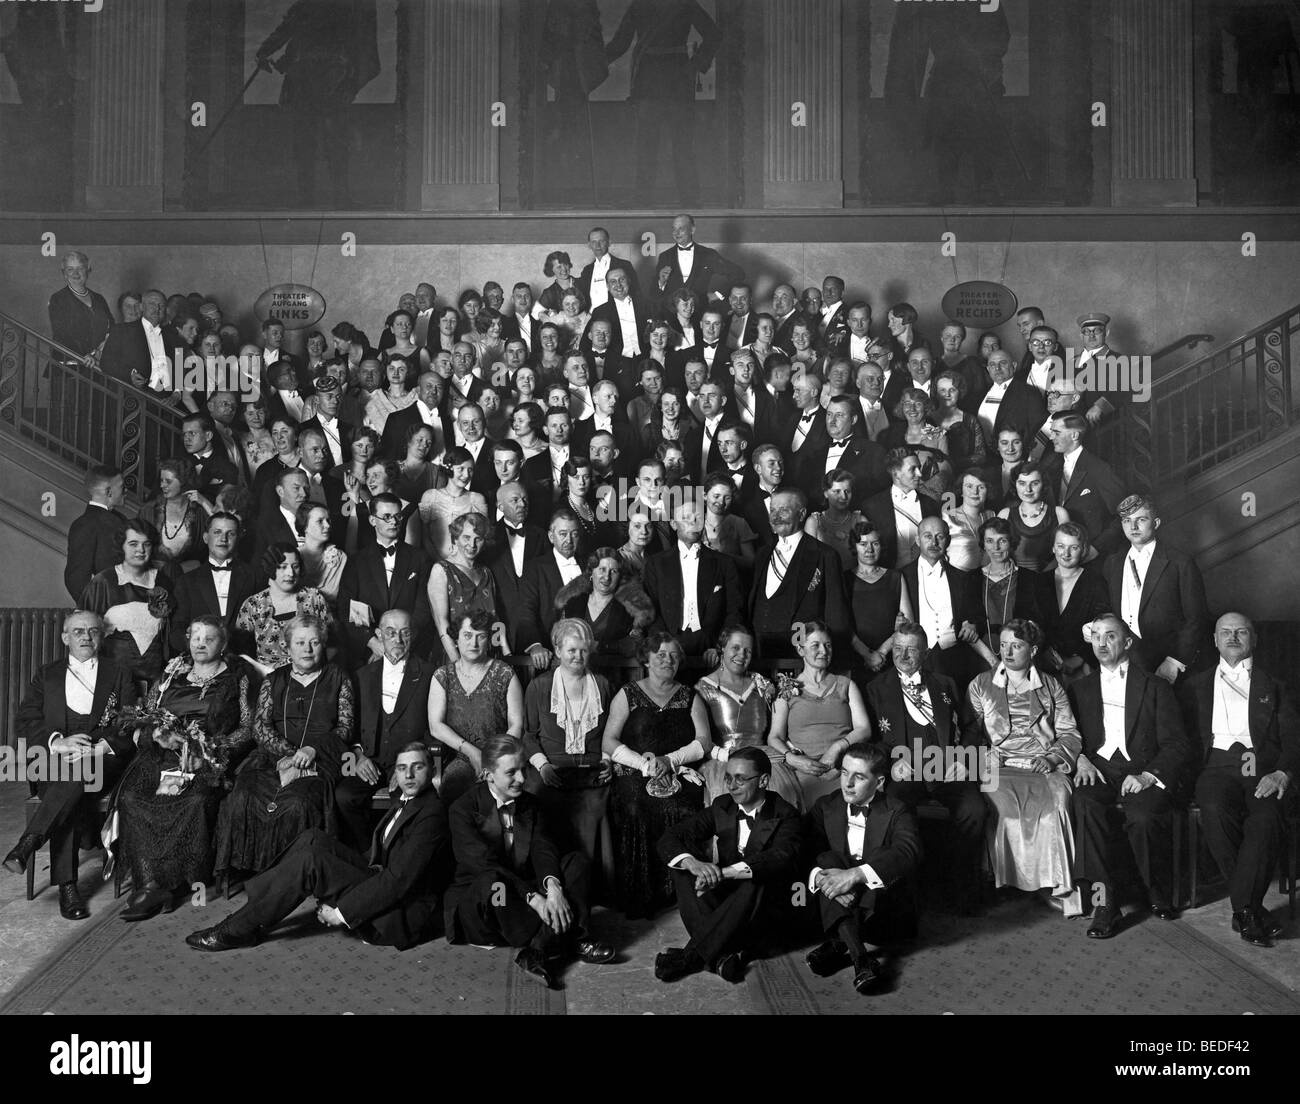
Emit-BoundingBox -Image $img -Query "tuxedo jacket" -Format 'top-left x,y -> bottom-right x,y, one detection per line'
337,542 -> 434,662
335,786 -> 449,950
1103,542 -> 1209,673
723,384 -> 782,454
379,402 -> 453,463
899,559 -> 981,639
1067,663 -> 1190,785
501,312 -> 543,354
780,406 -> 831,473
821,305 -> 851,356
747,534 -> 850,642
654,243 -> 742,305
99,319 -> 180,386
863,489 -> 943,569
517,551 -> 569,653
17,658 -> 139,758
168,560 -> 261,653
990,377 -> 1048,443
64,505 -> 129,600
740,485 -> 777,547
723,310 -> 759,351
644,543 -> 742,641
571,416 -> 638,478
487,520 -> 548,652
297,416 -> 357,468
1051,449 -> 1124,555
583,349 -> 638,405
252,508 -> 298,568
578,255 -> 641,305
191,449 -> 241,503
355,656 -> 436,767
806,790 -> 922,892
583,295 -> 653,360
657,792 -> 802,882
445,783 -> 564,940
865,668 -> 967,752
1180,665 -> 1300,779
798,436 -> 889,509
446,374 -> 487,416
255,469 -> 346,537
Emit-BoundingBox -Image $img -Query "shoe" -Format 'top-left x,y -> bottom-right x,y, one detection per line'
1255,907 -> 1284,939
1149,903 -> 1179,921
3,833 -> 41,875
185,923 -> 261,951
852,954 -> 884,995
515,947 -> 560,990
715,951 -> 747,984
654,948 -> 701,983
1087,904 -> 1120,939
162,887 -> 187,914
122,882 -> 171,922
806,939 -> 852,978
58,883 -> 89,921
1231,908 -> 1271,947
576,939 -> 615,965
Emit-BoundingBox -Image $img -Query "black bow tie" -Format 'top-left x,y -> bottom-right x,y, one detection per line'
801,413 -> 815,423
705,342 -> 718,349
678,243 -> 694,251
737,810 -> 755,826
209,561 -> 231,572
831,438 -> 851,448
381,545 -> 397,558
849,803 -> 870,818
505,525 -> 524,537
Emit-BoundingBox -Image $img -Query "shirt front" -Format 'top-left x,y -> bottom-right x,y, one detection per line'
64,655 -> 98,718
792,408 -> 817,451
1120,540 -> 1156,635
614,297 -> 641,356
381,657 -> 405,715
588,255 -> 611,309
891,486 -> 922,563
1212,657 -> 1252,751
143,317 -> 170,390
1098,661 -> 1131,761
679,541 -> 701,632
209,559 -> 233,615
825,436 -> 851,474
977,379 -> 1011,439
915,558 -> 956,649
677,244 -> 695,282
553,548 -> 581,585
317,414 -> 344,466
764,532 -> 803,599
897,669 -> 934,726
807,797 -> 886,890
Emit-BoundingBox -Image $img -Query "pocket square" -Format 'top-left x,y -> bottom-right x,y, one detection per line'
711,584 -> 722,594
1078,488 -> 1091,496
407,572 -> 417,581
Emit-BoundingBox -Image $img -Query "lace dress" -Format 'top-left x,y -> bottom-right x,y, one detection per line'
609,681 -> 704,919
435,659 -> 514,808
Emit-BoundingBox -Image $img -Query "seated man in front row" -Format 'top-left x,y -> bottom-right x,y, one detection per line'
186,743 -> 449,952
805,743 -> 922,995
654,747 -> 803,984
444,736 -> 614,990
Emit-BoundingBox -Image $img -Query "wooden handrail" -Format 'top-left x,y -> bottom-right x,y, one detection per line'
1148,331 -> 1215,365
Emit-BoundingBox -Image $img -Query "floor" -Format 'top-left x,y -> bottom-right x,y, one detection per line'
1,781 -> 1296,1013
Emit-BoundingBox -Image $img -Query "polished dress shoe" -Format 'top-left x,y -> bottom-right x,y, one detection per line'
1149,903 -> 1179,921
3,833 -> 41,875
515,947 -> 560,989
654,948 -> 702,983
162,887 -> 187,914
1232,909 -> 1272,947
575,939 -> 615,965
185,923 -> 260,951
1255,907 -> 1284,939
1087,904 -> 1120,939
852,954 -> 884,995
122,882 -> 171,922
715,951 -> 747,984
58,883 -> 89,921
806,939 -> 852,978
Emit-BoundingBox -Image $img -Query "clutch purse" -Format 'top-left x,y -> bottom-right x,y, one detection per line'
646,772 -> 681,799
276,755 -> 319,788
155,769 -> 194,796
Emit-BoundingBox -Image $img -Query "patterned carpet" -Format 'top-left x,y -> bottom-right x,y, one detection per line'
2,890 -> 1296,1015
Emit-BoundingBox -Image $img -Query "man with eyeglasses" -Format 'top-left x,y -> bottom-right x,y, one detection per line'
336,609 -> 438,850
654,747 -> 802,984
337,493 -> 433,667
1073,311 -> 1121,425
805,743 -> 921,995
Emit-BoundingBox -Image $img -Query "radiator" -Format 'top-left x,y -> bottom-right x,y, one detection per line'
0,608 -> 71,751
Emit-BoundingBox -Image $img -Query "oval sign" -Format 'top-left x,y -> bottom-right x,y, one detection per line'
254,283 -> 327,331
940,281 -> 1018,329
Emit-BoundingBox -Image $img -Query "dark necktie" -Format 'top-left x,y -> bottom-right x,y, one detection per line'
737,810 -> 754,827
381,545 -> 397,559
832,438 -> 850,448
505,525 -> 523,538
209,561 -> 231,572
849,803 -> 870,818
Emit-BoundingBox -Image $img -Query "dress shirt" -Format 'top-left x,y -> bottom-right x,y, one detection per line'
381,793 -> 414,845
588,255 -> 611,308
728,312 -> 749,347
1120,540 -> 1156,636
569,385 -> 594,422
896,669 -> 934,726
891,486 -> 922,562
64,655 -> 98,719
142,317 -> 171,390
504,525 -> 526,576
702,414 -> 722,454
549,444 -> 569,487
553,548 -> 581,585
381,657 -> 405,715
825,437 -> 851,474
848,333 -> 874,362
463,436 -> 486,465
1059,445 -> 1081,496
808,797 -> 885,890
1097,662 -> 1131,761
414,308 -> 434,345
669,796 -> 763,879
613,297 -> 641,356
726,462 -> 746,490
915,557 -> 957,649
858,396 -> 889,439
1027,358 -> 1054,394
792,408 -> 817,451
276,387 -> 305,422
317,415 -> 344,466
977,379 -> 1011,439
678,541 -> 702,632
279,506 -> 303,544
679,323 -> 696,348
764,532 -> 803,599
677,244 -> 695,282
263,347 -> 281,366
209,560 -> 233,615
731,386 -> 756,427
1212,658 -> 1253,751
821,302 -> 840,329
378,543 -> 398,586
702,342 -> 723,372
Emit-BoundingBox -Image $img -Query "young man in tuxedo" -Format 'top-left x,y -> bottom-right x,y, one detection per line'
336,493 -> 433,665
724,282 -> 758,350
182,412 -> 240,508
1068,614 -> 1191,938
445,737 -> 614,989
653,213 -> 743,309
3,612 -> 138,920
800,396 -> 888,509
577,226 -> 639,310
863,449 -> 942,570
254,468 -> 307,566
655,748 -> 803,984
1047,412 -> 1125,555
583,266 -> 649,361
188,743 -> 450,952
865,622 -> 987,914
489,439 -> 550,528
64,465 -> 128,601
518,510 -> 585,671
1181,612 -> 1298,946
852,361 -> 892,443
168,512 -> 260,653
452,402 -> 496,499
1104,494 -> 1209,683
98,288 -> 176,390
297,374 -> 354,470
336,610 -> 437,850
487,481 -> 548,653
644,499 -> 742,660
571,379 -> 637,475
725,347 -> 779,447
805,743 -> 922,994
740,443 -> 785,548
770,284 -> 805,354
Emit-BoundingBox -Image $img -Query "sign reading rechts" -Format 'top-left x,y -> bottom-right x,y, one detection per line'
253,283 -> 327,330
940,281 -> 1018,328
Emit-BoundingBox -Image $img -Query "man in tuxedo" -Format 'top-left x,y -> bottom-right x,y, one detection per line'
452,403 -> 496,498
692,381 -> 730,478
886,347 -> 940,412
578,226 -> 639,310
203,391 -> 250,487
488,481 -> 548,653
976,350 -> 1045,453
336,610 -> 437,850
1181,612 -> 1298,946
805,743 -> 922,994
866,621 -> 987,912
297,375 -> 354,469
1104,494 -> 1209,683
411,282 -> 438,347
489,439 -> 549,528
296,427 -> 347,537
713,423 -> 755,502
584,320 -> 637,403
781,368 -> 828,469
583,266 -> 649,361
502,284 -> 540,356
3,612 -> 137,920
187,743 -> 449,952
820,276 -> 850,355
447,343 -> 486,415
653,213 -> 742,308
644,499 -> 742,660
654,748 -> 802,984
1068,614 -> 1191,938
169,512 -> 260,653
1045,412 -> 1126,556
571,380 -> 636,478
740,443 -> 784,546
380,372 -> 450,461
863,449 -> 942,570
798,396 -> 887,509
445,737 -> 614,989
681,305 -> 728,382
254,468 -> 307,565
853,361 -> 892,443
259,319 -> 307,392
725,283 -> 758,350
519,510 -> 584,670
337,494 -> 433,665
725,348 -> 779,447
64,466 -> 128,601
99,288 -> 175,390
770,284 -> 805,354
182,412 -> 240,506
748,488 -> 848,658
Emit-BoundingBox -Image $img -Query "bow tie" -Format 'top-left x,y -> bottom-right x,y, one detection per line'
498,801 -> 516,815
678,244 -> 694,252
505,525 -> 524,537
831,438 -> 851,448
849,803 -> 870,818
209,561 -> 232,572
800,413 -> 815,423
737,810 -> 755,826
380,545 -> 398,559
705,342 -> 718,349
398,794 -> 413,804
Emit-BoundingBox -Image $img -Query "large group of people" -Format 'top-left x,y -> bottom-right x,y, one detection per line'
5,221 -> 1293,998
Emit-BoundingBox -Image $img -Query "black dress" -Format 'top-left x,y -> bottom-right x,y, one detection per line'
609,681 -> 704,919
848,569 -> 903,652
116,662 -> 254,890
215,662 -> 354,876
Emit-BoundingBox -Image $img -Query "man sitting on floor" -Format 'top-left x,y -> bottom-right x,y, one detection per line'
185,743 -> 449,952
654,747 -> 802,985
